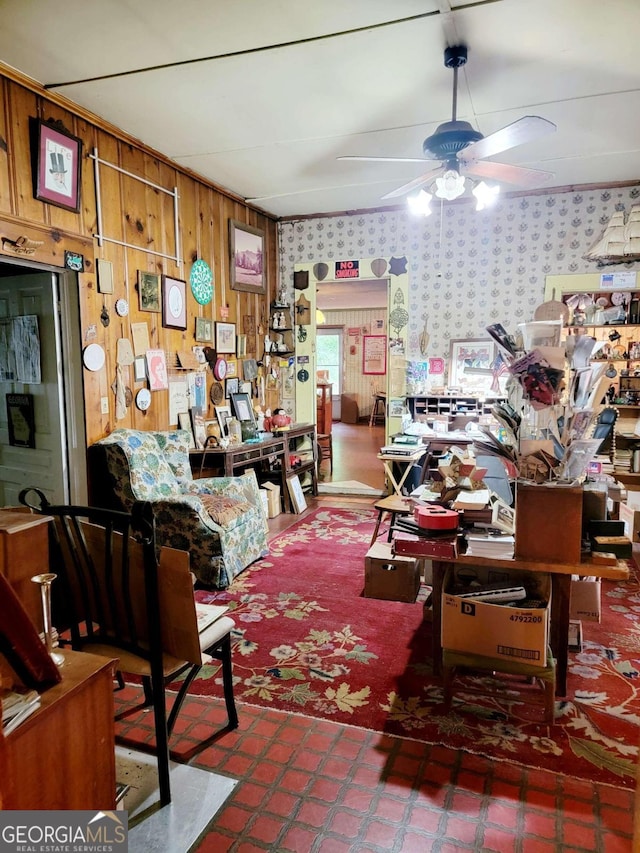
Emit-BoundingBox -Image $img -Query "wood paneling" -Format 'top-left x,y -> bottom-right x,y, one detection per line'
0,64 -> 277,447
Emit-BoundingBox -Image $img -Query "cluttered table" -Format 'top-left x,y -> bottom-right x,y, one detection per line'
428,552 -> 629,697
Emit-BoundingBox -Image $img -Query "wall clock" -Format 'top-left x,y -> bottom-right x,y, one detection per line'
135,388 -> 151,411
190,259 -> 214,305
213,357 -> 228,380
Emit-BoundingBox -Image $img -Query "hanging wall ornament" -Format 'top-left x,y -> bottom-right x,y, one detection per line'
313,263 -> 328,281
388,256 -> 408,276
293,270 -> 309,290
371,258 -> 387,278
389,288 -> 409,336
190,259 -> 214,305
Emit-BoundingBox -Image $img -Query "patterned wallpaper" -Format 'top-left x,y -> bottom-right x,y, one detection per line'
279,185 -> 640,373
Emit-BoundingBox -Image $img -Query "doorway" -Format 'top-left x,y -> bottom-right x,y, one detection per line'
316,278 -> 388,494
0,257 -> 86,506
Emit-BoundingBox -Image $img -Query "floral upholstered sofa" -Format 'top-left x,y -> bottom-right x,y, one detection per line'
93,428 -> 269,588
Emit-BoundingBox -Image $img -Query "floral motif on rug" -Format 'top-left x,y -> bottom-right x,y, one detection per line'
190,507 -> 640,788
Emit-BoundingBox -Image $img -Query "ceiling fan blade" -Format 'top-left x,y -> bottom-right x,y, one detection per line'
337,155 -> 434,164
381,166 -> 444,200
462,159 -> 555,187
462,116 -> 556,161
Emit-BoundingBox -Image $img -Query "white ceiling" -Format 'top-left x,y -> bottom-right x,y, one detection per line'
1,0 -> 639,219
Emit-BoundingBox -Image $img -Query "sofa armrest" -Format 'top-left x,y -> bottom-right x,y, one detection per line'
191,469 -> 262,508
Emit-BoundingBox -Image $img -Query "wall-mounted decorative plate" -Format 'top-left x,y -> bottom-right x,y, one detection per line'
115,298 -> 129,317
213,357 -> 227,380
82,343 -> 105,372
190,259 -> 214,305
210,382 -> 224,405
297,368 -> 309,382
135,388 -> 151,411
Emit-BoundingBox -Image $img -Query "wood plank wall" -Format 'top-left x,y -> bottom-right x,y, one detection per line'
0,67 -> 278,447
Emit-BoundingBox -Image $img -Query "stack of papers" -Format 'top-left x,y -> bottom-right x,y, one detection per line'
465,533 -> 515,560
2,686 -> 41,734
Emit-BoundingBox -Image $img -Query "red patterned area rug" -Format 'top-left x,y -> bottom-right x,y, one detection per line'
189,506 -> 640,788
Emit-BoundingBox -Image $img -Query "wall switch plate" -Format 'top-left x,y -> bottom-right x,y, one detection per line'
101,397 -> 109,414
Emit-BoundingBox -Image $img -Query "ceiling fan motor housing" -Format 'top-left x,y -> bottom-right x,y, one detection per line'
423,121 -> 483,159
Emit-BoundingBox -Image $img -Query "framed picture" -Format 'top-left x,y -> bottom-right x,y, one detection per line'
229,220 -> 266,294
138,271 -> 161,312
362,335 -> 387,375
162,276 -> 187,330
287,474 -> 308,514
216,322 -> 236,354
190,406 -> 207,449
215,404 -> 232,436
6,393 -> 35,448
178,412 -> 196,448
133,355 -> 147,382
230,392 -> 255,425
32,119 -> 82,213
448,338 -> 497,395
195,317 -> 212,343
225,377 -> 239,398
146,349 -> 168,391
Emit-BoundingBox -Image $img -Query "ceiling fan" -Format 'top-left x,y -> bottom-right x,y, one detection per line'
338,45 -> 556,202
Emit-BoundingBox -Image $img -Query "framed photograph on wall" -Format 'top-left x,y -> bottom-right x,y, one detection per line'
6,393 -> 35,448
195,317 -> 212,343
32,119 -> 83,213
178,412 -> 196,448
138,271 -> 161,312
162,276 -> 187,330
362,334 -> 387,375
225,377 -> 239,398
216,322 -> 236,354
229,220 -> 266,294
448,338 -> 496,395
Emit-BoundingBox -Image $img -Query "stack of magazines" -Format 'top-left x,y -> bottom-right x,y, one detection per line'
465,533 -> 515,560
1,686 -> 41,734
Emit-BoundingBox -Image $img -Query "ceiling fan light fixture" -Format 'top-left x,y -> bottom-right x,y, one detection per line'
435,169 -> 466,200
407,189 -> 433,216
472,180 -> 500,211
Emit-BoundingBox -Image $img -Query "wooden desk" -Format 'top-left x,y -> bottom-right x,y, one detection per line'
430,554 -> 629,697
191,423 -> 317,512
377,448 -> 426,497
1,649 -> 117,809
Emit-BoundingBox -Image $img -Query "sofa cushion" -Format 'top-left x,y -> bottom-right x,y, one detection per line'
200,494 -> 253,529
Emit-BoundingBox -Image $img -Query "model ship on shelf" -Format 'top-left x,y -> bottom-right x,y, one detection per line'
584,204 -> 640,266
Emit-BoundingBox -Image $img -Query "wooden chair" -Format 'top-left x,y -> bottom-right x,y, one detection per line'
369,386 -> 386,427
316,433 -> 333,473
18,487 -> 238,807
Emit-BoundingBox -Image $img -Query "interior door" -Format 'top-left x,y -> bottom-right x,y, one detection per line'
0,270 -> 69,505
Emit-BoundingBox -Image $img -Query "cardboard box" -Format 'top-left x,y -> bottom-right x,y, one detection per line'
441,565 -> 551,668
262,481 -> 281,518
570,576 -> 601,623
619,501 -> 640,543
364,541 -> 420,603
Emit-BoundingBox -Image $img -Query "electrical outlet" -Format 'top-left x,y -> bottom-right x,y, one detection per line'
101,397 -> 109,414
